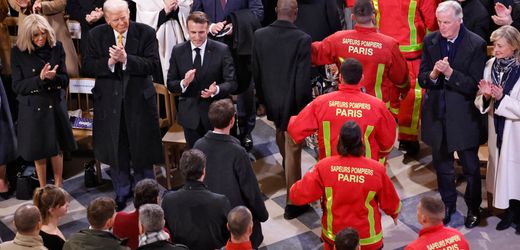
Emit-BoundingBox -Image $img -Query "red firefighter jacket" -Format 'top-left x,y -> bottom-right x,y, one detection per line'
287,84 -> 396,162
290,155 -> 401,250
405,224 -> 470,250
311,25 -> 409,116
373,0 -> 438,59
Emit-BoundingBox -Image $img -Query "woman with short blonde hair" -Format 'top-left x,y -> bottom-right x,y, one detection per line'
11,14 -> 77,189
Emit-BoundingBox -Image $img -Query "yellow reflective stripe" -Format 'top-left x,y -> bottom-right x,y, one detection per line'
407,0 -> 419,49
375,64 -> 385,100
399,80 -> 422,135
338,56 -> 345,64
373,0 -> 381,28
380,146 -> 393,153
323,121 -> 332,157
324,187 -> 334,240
379,157 -> 386,164
360,231 -> 383,246
386,102 -> 399,115
396,202 -> 402,214
364,125 -> 374,159
399,43 -> 423,52
364,191 -> 377,239
396,82 -> 409,89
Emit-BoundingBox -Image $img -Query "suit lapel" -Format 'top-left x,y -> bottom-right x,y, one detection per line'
125,22 -> 139,56
452,34 -> 468,69
430,33 -> 443,63
198,40 -> 213,81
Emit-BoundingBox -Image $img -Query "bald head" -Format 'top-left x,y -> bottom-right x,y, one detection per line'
14,205 -> 41,235
276,0 -> 298,22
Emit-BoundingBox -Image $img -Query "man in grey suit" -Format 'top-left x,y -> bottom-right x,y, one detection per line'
167,11 -> 236,148
418,0 -> 487,228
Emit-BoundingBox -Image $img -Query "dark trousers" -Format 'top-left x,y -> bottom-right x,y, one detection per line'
432,133 -> 481,211
183,121 -> 208,148
111,109 -> 154,198
236,81 -> 256,140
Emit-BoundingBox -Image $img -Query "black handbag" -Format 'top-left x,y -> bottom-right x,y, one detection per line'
15,165 -> 39,200
84,160 -> 99,188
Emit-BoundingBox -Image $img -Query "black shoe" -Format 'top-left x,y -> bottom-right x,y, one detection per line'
284,204 -> 310,220
242,134 -> 253,152
497,209 -> 514,231
443,205 -> 456,225
0,189 -> 13,200
115,195 -> 129,212
399,140 -> 420,155
465,209 -> 481,228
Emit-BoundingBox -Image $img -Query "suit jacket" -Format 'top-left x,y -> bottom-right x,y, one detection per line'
253,20 -> 312,130
192,0 -> 263,23
161,180 -> 231,250
462,0 -> 490,43
295,0 -> 341,42
11,42 -> 76,161
193,132 -> 268,248
67,0 -> 105,75
166,39 -> 236,130
418,26 -> 487,152
84,22 -> 163,167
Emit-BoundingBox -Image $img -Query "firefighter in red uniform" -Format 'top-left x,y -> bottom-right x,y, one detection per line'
311,0 -> 409,119
406,196 -> 469,250
373,0 -> 438,155
288,58 -> 396,163
290,120 -> 401,250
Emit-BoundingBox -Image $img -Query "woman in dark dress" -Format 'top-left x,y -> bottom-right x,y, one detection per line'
33,184 -> 69,249
11,14 -> 76,187
0,59 -> 17,198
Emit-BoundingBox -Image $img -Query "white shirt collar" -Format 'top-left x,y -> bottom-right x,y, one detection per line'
113,29 -> 128,45
447,34 -> 458,43
190,39 -> 208,52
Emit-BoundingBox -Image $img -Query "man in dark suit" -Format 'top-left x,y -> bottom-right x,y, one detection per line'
167,11 -> 236,148
192,0 -> 263,151
252,0 -> 312,220
193,99 -> 268,248
84,0 -> 163,211
162,149 -> 231,250
418,1 -> 486,228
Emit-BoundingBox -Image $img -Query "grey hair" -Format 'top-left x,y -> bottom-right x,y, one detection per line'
103,0 -> 129,14
436,0 -> 463,21
139,204 -> 165,233
491,25 -> 520,61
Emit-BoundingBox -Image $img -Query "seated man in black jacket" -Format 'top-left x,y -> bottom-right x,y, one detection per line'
194,99 -> 268,248
162,149 -> 231,250
64,197 -> 129,250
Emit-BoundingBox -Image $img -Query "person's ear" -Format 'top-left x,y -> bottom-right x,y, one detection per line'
226,222 -> 230,231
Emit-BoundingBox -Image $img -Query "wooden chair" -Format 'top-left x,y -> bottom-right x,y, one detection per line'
67,78 -> 102,184
161,91 -> 187,189
154,83 -> 172,129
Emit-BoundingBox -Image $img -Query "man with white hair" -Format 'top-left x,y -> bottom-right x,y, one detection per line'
137,204 -> 188,250
418,0 -> 486,228
83,0 -> 163,211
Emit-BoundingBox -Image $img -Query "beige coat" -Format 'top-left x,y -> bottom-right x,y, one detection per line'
0,0 -> 11,74
8,0 -> 79,77
0,233 -> 48,250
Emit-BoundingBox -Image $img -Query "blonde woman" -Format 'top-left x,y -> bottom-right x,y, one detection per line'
11,14 -> 76,188
33,184 -> 70,250
475,25 -> 520,234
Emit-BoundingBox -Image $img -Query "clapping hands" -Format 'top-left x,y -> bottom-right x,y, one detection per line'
86,8 -> 103,24
108,45 -> 127,66
478,79 -> 504,100
431,57 -> 453,79
32,0 -> 41,13
40,63 -> 59,81
164,0 -> 178,15
492,2 -> 513,26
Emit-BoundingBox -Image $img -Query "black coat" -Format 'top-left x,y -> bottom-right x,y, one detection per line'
295,0 -> 341,42
161,180 -> 231,250
0,76 -> 16,165
137,241 -> 188,250
418,26 -> 487,152
10,42 -> 76,161
462,0 -> 491,42
166,39 -> 236,130
193,132 -> 268,248
84,22 -> 163,166
252,20 -> 312,130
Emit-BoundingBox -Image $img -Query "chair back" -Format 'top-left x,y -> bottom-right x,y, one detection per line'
154,83 -> 172,129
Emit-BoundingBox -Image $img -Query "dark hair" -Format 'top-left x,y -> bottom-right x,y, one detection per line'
419,196 -> 445,223
14,205 -> 41,234
33,184 -> 69,224
353,0 -> 374,24
227,206 -> 253,238
87,197 -> 116,229
179,149 -> 206,180
340,58 -> 363,85
134,179 -> 160,209
187,11 -> 210,25
209,99 -> 235,129
335,227 -> 360,250
337,121 -> 364,157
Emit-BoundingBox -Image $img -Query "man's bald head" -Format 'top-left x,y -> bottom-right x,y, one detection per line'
14,205 -> 41,235
276,0 -> 298,22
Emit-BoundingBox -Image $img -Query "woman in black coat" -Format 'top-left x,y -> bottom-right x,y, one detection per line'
11,14 -> 76,188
